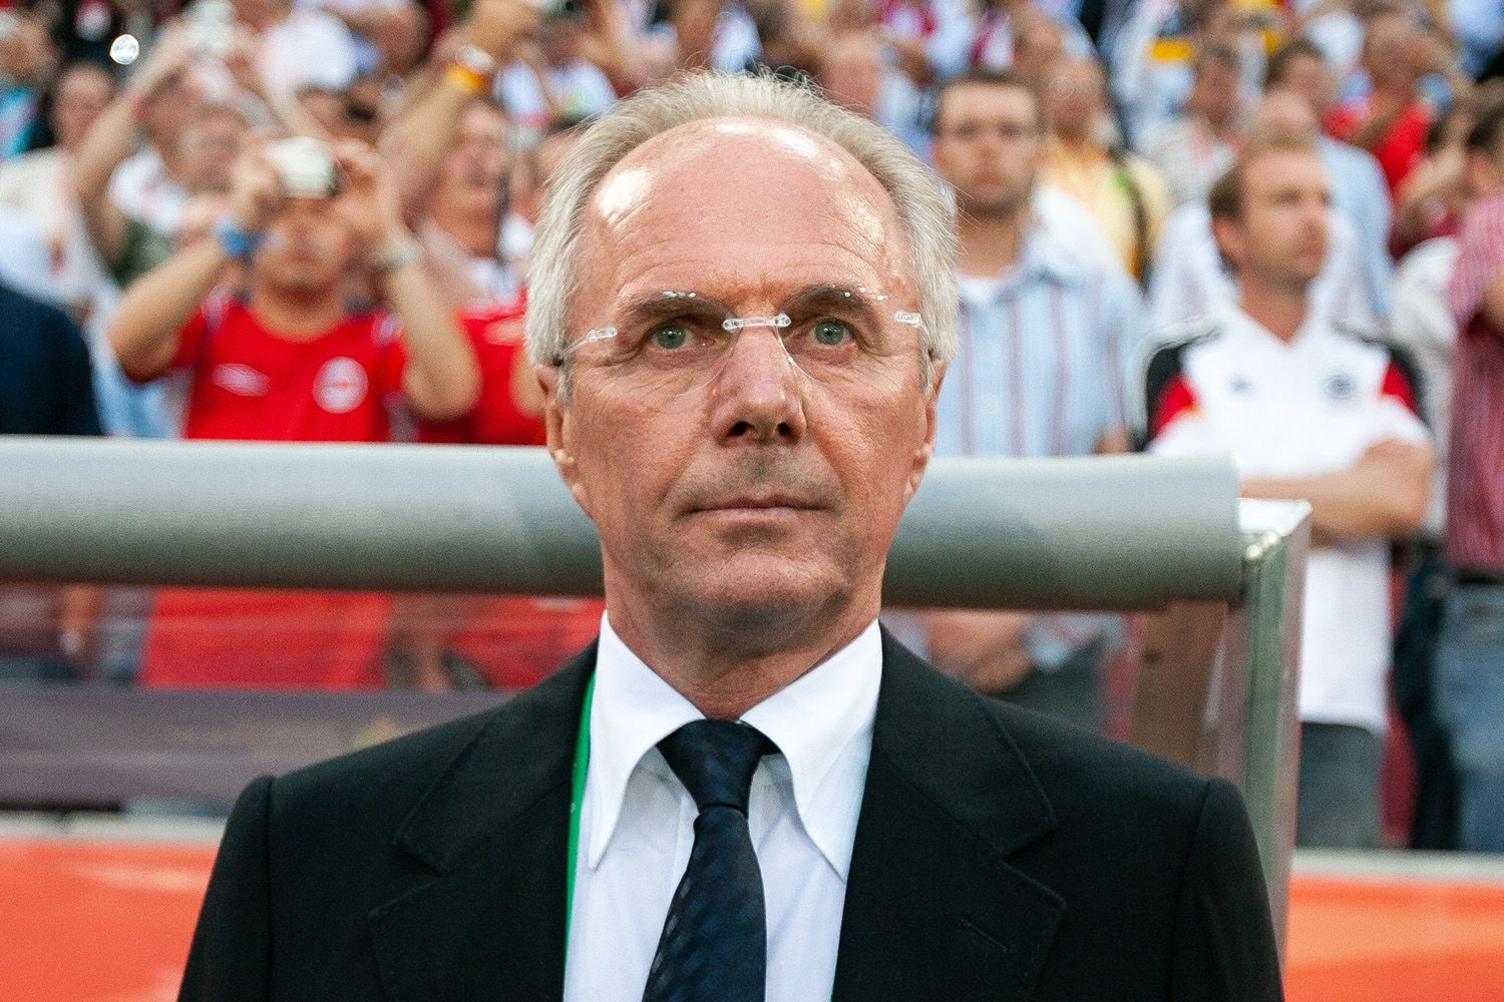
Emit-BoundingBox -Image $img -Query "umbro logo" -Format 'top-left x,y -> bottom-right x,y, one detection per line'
212,363 -> 270,396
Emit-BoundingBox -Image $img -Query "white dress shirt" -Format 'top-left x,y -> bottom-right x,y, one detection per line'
562,616 -> 882,1002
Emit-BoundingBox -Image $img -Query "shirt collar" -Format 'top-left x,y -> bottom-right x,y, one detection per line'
740,619 -> 881,880
958,213 -> 1088,299
584,617 -> 701,870
584,615 -> 882,880
1019,224 -> 1090,287
1219,299 -> 1324,349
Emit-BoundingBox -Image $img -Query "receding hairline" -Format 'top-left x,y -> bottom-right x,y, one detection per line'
568,115 -> 918,332
602,114 -> 893,185
525,72 -> 959,383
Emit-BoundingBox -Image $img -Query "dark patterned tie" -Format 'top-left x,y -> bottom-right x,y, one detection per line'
642,719 -> 775,1002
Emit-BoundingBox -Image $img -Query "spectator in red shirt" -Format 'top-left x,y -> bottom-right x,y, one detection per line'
397,289 -> 602,693
112,139 -> 477,436
383,0 -> 539,306
108,138 -> 479,689
1325,9 -> 1433,198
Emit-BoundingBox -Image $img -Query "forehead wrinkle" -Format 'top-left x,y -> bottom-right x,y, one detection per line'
604,190 -> 895,274
597,118 -> 899,240
591,206 -> 896,305
608,244 -> 893,314
574,121 -> 916,329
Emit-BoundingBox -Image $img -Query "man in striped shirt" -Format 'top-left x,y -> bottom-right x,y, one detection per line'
917,69 -> 1147,729
1437,98 -> 1504,853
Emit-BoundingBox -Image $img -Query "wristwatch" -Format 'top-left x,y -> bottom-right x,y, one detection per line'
446,44 -> 498,96
214,218 -> 263,263
367,235 -> 425,275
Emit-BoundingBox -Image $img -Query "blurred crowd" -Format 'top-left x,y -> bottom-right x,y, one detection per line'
0,0 -> 1502,851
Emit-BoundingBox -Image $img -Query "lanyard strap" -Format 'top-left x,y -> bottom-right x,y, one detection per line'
564,673 -> 595,958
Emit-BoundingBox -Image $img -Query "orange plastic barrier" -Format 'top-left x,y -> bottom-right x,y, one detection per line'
1,839 -> 214,1002
3,836 -> 1504,1001
1286,874 -> 1504,1001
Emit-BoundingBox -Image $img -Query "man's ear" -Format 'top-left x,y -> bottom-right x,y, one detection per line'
906,357 -> 946,502
538,363 -> 591,516
1210,215 -> 1243,273
1464,149 -> 1501,200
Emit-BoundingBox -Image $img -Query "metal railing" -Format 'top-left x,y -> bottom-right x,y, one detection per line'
0,437 -> 1306,942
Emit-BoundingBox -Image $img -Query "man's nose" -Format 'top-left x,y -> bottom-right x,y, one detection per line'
1304,202 -> 1330,238
709,327 -> 807,443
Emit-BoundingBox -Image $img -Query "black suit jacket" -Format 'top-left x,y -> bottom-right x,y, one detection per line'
180,631 -> 1284,1000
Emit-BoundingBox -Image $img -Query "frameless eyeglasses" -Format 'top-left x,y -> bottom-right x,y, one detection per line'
554,285 -> 927,396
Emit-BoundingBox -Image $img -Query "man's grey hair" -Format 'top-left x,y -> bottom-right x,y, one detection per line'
524,72 -> 958,394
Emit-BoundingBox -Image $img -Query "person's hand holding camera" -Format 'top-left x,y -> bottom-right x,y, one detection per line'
331,140 -> 426,277
227,145 -> 284,235
331,141 -> 404,244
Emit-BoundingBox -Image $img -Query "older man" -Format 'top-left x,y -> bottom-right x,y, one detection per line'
179,73 -> 1282,1001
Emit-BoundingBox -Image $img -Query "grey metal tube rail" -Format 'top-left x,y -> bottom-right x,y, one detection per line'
0,438 -> 1242,609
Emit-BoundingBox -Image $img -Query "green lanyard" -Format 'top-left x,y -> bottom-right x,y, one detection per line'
564,673 -> 595,958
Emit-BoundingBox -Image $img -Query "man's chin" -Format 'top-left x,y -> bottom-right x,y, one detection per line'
675,556 -> 844,634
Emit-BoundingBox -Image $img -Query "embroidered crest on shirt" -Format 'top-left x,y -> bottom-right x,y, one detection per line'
315,356 -> 368,414
1323,372 -> 1356,401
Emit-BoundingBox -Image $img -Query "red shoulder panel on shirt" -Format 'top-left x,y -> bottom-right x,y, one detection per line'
1150,373 -> 1198,440
1379,361 -> 1421,418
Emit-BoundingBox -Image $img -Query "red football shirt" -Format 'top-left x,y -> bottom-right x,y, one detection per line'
415,293 -> 601,688
417,297 -> 544,446
167,293 -> 407,443
139,294 -> 404,690
1326,100 -> 1431,199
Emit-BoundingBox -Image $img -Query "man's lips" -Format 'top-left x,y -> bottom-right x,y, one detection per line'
692,495 -> 819,513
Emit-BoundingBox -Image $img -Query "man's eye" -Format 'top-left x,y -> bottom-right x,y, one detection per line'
651,325 -> 689,350
812,319 -> 852,347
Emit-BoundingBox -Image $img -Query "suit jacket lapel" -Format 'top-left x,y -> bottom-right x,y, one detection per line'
832,631 -> 1066,1002
367,645 -> 595,1002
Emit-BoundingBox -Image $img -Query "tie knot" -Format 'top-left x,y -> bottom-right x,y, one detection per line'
657,719 -> 774,814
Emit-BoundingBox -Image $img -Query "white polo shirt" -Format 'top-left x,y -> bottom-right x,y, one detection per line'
1146,303 -> 1429,733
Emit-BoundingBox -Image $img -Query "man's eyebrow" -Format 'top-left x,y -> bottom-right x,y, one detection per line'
612,285 -> 892,323
612,292 -> 733,327
604,282 -> 896,334
779,285 -> 892,322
